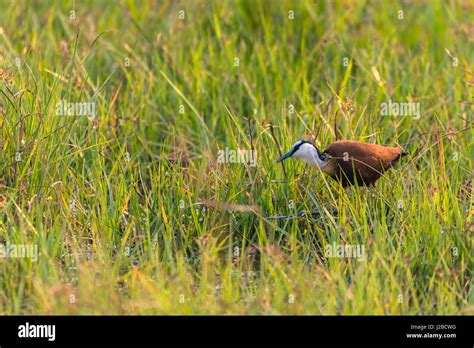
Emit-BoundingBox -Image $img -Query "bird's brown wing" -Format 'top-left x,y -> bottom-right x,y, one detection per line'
323,141 -> 403,186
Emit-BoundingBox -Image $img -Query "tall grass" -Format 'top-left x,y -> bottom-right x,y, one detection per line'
0,0 -> 472,314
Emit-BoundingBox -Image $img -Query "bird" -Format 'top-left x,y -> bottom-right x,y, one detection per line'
277,140 -> 406,188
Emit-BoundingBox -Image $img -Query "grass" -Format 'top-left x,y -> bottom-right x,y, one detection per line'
0,0 -> 472,315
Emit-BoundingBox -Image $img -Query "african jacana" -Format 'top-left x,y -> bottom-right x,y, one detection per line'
277,140 -> 406,187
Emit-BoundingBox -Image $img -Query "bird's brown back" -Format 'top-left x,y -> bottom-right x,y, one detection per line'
323,140 -> 403,187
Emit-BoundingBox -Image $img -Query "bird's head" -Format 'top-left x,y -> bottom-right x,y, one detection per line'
277,140 -> 328,168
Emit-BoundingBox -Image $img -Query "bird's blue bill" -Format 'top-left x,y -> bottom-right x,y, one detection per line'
277,151 -> 293,163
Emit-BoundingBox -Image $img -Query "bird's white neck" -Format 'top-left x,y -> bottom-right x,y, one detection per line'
294,143 -> 328,171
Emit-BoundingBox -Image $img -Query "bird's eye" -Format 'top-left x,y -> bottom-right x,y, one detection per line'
320,153 -> 327,161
